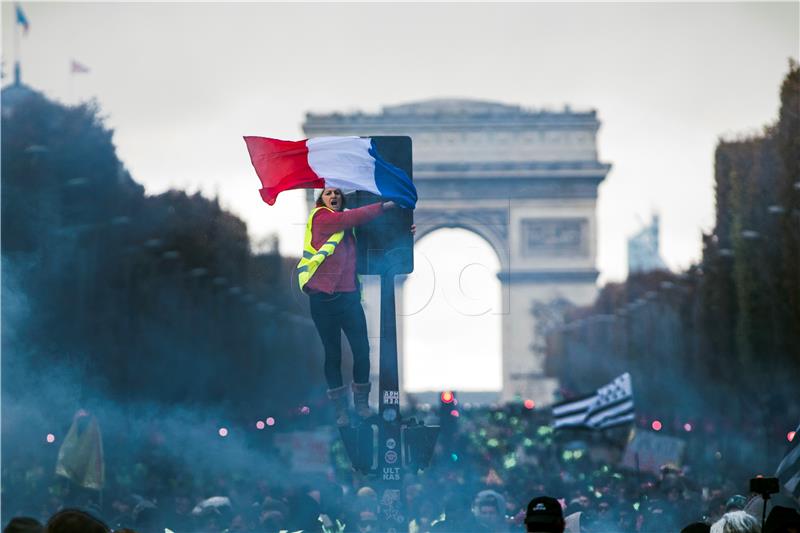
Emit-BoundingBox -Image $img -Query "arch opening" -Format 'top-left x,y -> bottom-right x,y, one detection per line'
401,228 -> 502,393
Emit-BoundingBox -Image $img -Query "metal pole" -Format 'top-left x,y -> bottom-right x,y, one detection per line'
377,272 -> 405,532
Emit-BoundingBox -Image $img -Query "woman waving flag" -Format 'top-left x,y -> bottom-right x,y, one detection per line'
243,135 -> 415,427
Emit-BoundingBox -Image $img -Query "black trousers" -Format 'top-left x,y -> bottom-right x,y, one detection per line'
308,291 -> 371,389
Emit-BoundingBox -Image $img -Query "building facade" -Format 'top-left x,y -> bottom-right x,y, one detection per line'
302,98 -> 611,403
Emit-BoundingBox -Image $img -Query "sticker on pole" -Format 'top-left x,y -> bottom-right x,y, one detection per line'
383,391 -> 399,405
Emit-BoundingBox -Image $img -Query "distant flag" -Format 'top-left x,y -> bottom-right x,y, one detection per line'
70,60 -> 90,74
243,136 -> 417,208
776,419 -> 800,498
552,372 -> 635,430
15,3 -> 29,34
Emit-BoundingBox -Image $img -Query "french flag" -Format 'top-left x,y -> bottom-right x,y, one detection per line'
244,136 -> 417,208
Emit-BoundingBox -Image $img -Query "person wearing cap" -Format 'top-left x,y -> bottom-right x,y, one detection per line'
725,495 -> 748,512
525,496 -> 565,533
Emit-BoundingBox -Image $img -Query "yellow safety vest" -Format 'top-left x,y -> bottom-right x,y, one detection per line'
296,206 -> 351,292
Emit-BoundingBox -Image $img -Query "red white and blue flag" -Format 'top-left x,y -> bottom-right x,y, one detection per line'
243,136 -> 417,208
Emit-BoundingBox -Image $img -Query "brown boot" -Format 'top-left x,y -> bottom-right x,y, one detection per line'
352,382 -> 373,418
327,385 -> 350,427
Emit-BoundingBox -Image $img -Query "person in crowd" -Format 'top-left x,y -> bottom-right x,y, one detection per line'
524,496 -> 565,533
473,489 -> 509,532
130,499 -> 158,533
726,495 -> 749,513
681,522 -> 712,533
42,509 -> 110,533
354,510 -> 378,533
285,493 -> 323,532
354,486 -> 379,514
764,506 -> 800,533
710,510 -> 761,533
3,517 -> 43,533
191,497 -> 233,532
430,493 -> 490,532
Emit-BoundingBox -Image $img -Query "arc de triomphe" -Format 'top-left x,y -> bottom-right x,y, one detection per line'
303,99 -> 610,403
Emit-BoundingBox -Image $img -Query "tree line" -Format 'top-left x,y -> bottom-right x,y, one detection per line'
1,83 -> 325,418
544,61 -> 799,469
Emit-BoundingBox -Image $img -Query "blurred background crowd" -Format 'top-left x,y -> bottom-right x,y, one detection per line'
3,401 -> 799,532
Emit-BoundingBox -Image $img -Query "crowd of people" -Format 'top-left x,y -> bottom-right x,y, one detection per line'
3,402 -> 799,533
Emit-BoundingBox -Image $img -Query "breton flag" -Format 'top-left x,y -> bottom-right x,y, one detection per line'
15,3 -> 29,34
776,420 -> 800,498
70,60 -> 90,74
553,373 -> 635,430
243,136 -> 417,208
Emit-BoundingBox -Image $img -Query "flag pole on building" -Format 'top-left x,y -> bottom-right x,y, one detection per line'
13,3 -> 30,85
14,7 -> 20,84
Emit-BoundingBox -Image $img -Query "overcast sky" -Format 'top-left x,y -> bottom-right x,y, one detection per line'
3,2 -> 797,391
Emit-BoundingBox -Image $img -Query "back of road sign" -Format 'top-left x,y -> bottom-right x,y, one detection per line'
347,136 -> 414,276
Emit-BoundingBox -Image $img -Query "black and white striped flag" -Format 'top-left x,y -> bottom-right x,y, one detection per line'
552,373 -> 635,430
776,421 -> 800,498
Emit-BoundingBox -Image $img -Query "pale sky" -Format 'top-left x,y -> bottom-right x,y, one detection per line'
3,2 -> 798,391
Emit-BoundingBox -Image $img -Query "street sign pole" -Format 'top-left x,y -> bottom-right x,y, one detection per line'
376,271 -> 404,531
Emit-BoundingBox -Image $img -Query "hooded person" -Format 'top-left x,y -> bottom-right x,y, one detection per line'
473,490 -> 508,532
